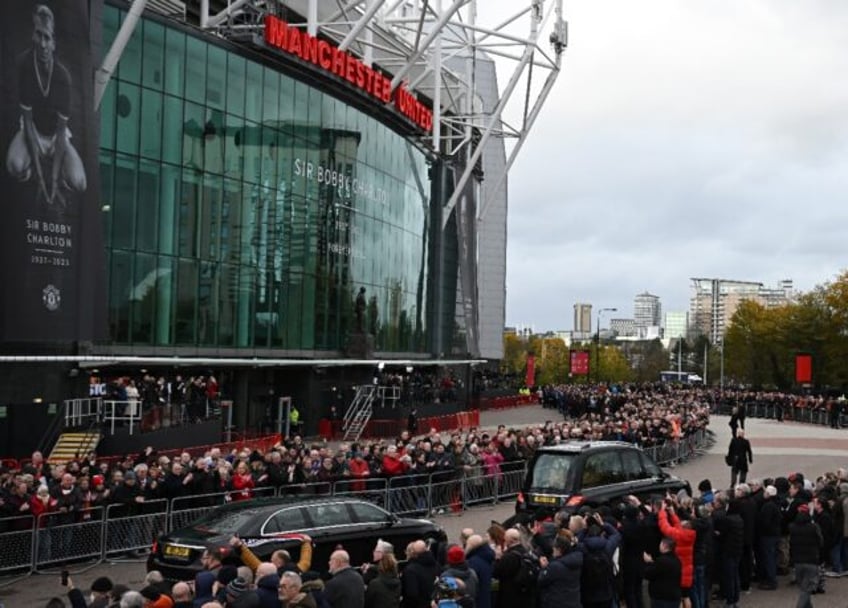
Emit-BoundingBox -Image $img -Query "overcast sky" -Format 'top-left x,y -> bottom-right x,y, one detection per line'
490,1 -> 848,331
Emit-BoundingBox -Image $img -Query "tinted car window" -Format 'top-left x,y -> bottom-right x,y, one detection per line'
348,501 -> 391,524
192,508 -> 263,535
621,449 -> 647,480
581,451 -> 623,488
527,453 -> 575,492
640,452 -> 663,477
309,503 -> 349,527
262,507 -> 308,535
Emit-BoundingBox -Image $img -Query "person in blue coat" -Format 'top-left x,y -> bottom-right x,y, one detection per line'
465,535 -> 495,608
538,531 -> 583,608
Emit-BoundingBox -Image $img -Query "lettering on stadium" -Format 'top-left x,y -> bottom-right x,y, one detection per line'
264,15 -> 433,134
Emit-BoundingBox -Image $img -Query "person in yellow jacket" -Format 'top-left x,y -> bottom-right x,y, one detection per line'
230,533 -> 313,574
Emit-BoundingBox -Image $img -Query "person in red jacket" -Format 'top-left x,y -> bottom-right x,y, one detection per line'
348,451 -> 371,492
657,498 -> 696,608
381,445 -> 408,477
230,460 -> 255,501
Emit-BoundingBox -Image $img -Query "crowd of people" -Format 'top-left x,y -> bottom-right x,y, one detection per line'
28,460 -> 848,608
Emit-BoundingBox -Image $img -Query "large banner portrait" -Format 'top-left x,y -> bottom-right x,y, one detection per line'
0,0 -> 105,343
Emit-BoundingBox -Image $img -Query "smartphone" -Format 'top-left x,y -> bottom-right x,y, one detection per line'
60,569 -> 69,586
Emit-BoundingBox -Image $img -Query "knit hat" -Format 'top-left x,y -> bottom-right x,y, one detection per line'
91,576 -> 113,593
217,564 -> 238,586
764,485 -> 777,498
226,576 -> 249,598
446,544 -> 466,565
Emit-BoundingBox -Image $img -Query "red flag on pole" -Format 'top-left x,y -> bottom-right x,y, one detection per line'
525,354 -> 536,388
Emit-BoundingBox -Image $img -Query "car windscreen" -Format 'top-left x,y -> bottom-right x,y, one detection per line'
190,508 -> 262,535
526,453 -> 576,493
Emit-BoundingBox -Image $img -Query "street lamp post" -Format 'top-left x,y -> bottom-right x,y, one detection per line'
596,307 -> 617,384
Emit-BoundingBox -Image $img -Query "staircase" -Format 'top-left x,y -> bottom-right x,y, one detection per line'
48,432 -> 102,465
342,385 -> 377,442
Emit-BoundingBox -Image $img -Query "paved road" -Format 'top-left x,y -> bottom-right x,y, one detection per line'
3,406 -> 848,607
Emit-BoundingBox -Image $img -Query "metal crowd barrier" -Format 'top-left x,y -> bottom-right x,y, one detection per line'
1,431 -> 710,584
717,402 -> 848,427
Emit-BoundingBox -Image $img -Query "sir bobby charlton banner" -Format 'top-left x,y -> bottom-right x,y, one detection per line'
0,0 -> 106,342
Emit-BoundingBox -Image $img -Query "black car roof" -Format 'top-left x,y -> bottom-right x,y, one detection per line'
199,495 -> 378,516
533,440 -> 641,454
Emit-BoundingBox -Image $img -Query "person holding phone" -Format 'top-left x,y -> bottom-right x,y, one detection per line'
63,573 -> 113,608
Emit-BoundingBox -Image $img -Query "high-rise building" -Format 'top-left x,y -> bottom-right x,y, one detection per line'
634,292 -> 662,329
690,278 -> 794,343
663,311 -> 688,340
610,318 -> 636,337
574,303 -> 593,334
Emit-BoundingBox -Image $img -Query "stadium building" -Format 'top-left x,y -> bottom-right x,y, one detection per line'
0,0 -> 563,454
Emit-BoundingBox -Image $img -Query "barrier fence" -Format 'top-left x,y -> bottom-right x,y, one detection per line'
0,431 -> 709,582
715,401 -> 847,427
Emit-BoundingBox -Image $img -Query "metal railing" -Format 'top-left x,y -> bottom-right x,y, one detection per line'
715,401 -> 847,427
0,431 -> 709,584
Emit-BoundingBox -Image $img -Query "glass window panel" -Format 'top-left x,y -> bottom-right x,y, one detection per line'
139,88 -> 163,160
162,95 -> 183,165
175,258 -> 197,344
223,114 -> 244,178
197,261 -> 218,345
220,178 -> 242,264
203,109 -> 225,175
306,86 -> 322,144
109,250 -> 132,343
102,7 -> 120,60
159,164 -> 181,255
136,160 -> 160,252
278,75 -> 294,129
206,46 -> 226,110
301,273 -> 315,349
183,102 -> 205,170
115,81 -> 140,156
185,36 -> 207,104
142,21 -> 165,90
226,54 -> 246,117
178,169 -> 200,257
200,174 -> 222,260
118,12 -> 142,83
100,151 -> 115,249
235,264 -> 254,348
242,120 -> 261,184
154,256 -> 176,345
261,127 -> 278,188
217,264 -> 236,346
164,29 -> 185,98
262,68 -> 279,125
131,253 -> 156,344
100,80 -> 116,151
112,154 -> 137,249
293,81 -> 309,139
245,61 -> 263,123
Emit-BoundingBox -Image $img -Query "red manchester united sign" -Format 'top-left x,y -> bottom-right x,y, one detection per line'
264,15 -> 434,133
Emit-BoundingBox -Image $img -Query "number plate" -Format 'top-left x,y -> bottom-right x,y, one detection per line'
164,544 -> 191,558
531,494 -> 559,505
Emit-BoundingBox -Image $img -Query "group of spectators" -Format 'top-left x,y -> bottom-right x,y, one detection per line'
100,373 -> 221,429
718,389 -> 846,428
32,461 -> 848,608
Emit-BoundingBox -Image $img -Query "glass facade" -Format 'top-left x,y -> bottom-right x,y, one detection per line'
99,6 -> 431,353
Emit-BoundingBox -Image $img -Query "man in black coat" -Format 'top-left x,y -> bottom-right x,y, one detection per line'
790,505 -> 823,608
538,533 -> 583,608
492,528 -> 531,608
757,485 -> 782,590
324,550 -> 364,608
713,494 -> 744,608
643,537 -> 682,608
727,430 -> 753,487
733,483 -> 757,592
401,540 -> 439,608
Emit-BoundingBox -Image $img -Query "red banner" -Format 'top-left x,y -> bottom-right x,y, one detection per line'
570,350 -> 590,376
795,353 -> 813,384
525,354 -> 536,388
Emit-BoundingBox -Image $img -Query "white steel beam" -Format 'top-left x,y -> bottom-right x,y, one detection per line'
338,0 -> 388,51
95,0 -> 150,109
